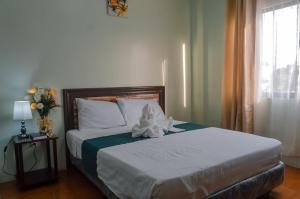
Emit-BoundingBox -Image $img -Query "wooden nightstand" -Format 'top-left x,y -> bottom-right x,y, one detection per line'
13,135 -> 58,190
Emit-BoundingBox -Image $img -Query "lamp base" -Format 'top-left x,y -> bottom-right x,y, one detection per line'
17,133 -> 29,139
18,120 -> 29,139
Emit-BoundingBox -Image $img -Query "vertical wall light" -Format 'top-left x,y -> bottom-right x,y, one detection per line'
182,43 -> 187,108
161,59 -> 168,114
162,59 -> 167,86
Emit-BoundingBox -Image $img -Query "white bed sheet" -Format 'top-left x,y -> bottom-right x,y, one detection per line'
66,124 -> 282,199
66,120 -> 185,159
96,127 -> 282,199
66,126 -> 132,159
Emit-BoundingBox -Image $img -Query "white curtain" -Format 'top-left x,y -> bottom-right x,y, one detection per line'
255,0 -> 300,160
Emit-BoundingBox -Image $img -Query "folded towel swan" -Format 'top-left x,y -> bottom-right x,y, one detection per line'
132,104 -> 173,138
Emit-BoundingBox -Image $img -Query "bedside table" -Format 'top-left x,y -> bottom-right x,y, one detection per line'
13,135 -> 58,189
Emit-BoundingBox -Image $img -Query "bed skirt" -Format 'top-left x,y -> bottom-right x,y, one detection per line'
207,162 -> 284,198
70,155 -> 284,199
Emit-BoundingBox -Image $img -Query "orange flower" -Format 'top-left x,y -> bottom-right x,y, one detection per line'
27,87 -> 37,94
110,0 -> 118,7
49,88 -> 57,97
31,103 -> 37,110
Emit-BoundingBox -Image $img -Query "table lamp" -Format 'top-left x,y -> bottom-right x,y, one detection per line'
13,101 -> 32,139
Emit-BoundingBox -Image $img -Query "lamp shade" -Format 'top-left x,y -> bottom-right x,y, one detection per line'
13,101 -> 32,121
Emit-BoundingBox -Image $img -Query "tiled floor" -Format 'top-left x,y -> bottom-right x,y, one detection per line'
0,166 -> 299,199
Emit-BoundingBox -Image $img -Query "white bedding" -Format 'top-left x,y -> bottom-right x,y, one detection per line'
66,125 -> 282,199
67,126 -> 132,159
66,121 -> 185,159
97,128 -> 281,199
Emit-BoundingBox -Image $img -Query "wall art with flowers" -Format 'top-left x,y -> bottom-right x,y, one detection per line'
27,87 -> 60,136
107,0 -> 128,17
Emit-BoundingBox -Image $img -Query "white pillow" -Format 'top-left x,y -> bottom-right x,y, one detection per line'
77,98 -> 126,130
117,98 -> 166,127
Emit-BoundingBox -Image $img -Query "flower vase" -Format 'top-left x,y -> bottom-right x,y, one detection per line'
39,116 -> 53,136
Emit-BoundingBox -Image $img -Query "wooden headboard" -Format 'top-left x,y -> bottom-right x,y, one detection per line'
62,86 -> 165,167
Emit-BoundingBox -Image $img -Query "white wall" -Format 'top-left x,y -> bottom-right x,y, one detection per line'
0,0 -> 191,182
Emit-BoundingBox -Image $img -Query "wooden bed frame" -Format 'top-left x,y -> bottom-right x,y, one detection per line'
62,86 -> 284,199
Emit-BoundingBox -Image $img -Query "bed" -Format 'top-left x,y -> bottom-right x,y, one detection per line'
63,86 -> 284,199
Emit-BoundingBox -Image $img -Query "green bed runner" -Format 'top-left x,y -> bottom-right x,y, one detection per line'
81,123 -> 207,177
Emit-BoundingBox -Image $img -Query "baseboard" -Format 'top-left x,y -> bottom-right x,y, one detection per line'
282,156 -> 300,169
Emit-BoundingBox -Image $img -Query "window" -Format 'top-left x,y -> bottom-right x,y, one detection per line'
260,1 -> 300,98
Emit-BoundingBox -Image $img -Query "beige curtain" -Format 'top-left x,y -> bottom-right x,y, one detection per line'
221,0 -> 256,133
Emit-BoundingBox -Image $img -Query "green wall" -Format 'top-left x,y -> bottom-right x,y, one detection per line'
0,0 -> 192,183
191,0 -> 226,126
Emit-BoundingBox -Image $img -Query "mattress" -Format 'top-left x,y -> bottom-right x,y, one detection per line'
66,121 -> 186,159
67,126 -> 132,159
66,125 -> 282,199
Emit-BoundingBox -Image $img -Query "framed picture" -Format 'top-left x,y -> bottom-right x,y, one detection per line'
107,0 -> 128,17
